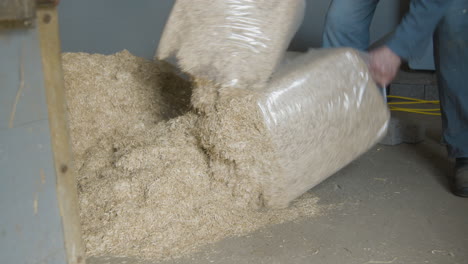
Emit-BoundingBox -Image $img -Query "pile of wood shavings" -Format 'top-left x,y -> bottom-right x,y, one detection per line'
63,51 -> 322,260
195,88 -> 282,208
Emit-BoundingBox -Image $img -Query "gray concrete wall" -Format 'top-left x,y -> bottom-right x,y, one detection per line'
58,0 -> 173,59
58,0 -> 404,59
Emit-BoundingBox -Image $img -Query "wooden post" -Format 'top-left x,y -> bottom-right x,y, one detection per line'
37,7 -> 86,264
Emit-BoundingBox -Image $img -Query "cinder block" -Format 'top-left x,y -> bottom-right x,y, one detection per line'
379,116 -> 425,146
424,85 -> 439,101
389,83 -> 425,99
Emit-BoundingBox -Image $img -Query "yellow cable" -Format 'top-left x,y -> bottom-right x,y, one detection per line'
390,108 -> 441,116
386,95 -> 441,116
387,95 -> 423,101
387,95 -> 440,104
388,101 -> 439,105
390,107 -> 440,111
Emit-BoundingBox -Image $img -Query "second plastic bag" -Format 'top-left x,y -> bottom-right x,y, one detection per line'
156,0 -> 306,112
196,48 -> 390,208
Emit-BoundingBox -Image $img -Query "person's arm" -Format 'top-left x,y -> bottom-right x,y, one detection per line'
369,0 -> 453,86
386,0 -> 453,60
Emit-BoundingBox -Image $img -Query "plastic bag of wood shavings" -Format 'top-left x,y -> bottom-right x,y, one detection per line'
156,0 -> 306,112
197,48 -> 390,209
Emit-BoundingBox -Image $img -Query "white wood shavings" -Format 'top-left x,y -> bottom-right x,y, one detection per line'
156,0 -> 305,112
62,50 -> 165,164
195,88 -> 281,208
62,51 -> 322,260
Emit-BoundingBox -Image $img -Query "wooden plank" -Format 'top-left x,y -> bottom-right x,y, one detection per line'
37,7 -> 86,264
0,0 -> 35,27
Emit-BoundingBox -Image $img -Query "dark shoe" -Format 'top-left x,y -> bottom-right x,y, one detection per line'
453,158 -> 468,197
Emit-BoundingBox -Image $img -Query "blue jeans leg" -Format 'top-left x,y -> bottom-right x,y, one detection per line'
434,0 -> 468,158
322,0 -> 380,50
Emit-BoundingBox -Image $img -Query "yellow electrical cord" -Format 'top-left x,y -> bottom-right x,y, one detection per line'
391,107 -> 440,111
387,95 -> 438,103
386,95 -> 441,116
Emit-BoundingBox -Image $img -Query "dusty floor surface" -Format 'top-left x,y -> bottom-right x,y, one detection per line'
88,113 -> 468,264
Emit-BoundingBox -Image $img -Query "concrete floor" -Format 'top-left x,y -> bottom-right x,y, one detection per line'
89,114 -> 468,264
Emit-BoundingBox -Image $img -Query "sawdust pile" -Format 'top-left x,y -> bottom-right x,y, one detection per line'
196,49 -> 390,209
195,88 -> 280,209
63,51 -> 321,260
63,51 -> 191,164
157,0 -> 305,112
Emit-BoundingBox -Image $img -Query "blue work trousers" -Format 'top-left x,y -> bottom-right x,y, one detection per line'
323,0 -> 468,158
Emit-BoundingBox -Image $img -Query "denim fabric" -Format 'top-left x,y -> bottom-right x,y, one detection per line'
434,0 -> 468,158
322,0 -> 468,157
322,0 -> 380,51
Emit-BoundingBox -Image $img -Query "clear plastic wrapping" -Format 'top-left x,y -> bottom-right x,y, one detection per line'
156,0 -> 306,111
197,48 -> 390,208
259,48 -> 389,207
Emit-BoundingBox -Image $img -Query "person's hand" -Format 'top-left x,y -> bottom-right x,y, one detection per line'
369,46 -> 402,87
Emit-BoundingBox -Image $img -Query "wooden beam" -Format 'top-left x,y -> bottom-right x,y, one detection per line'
37,7 -> 86,264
